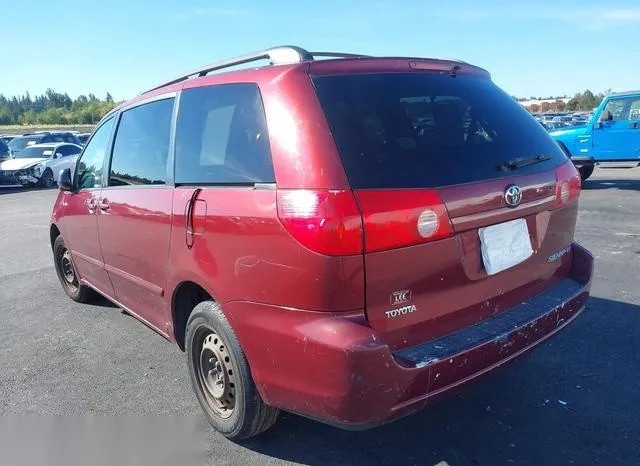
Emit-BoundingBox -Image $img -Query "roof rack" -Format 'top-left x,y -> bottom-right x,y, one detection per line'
140,45 -> 370,95
610,90 -> 640,96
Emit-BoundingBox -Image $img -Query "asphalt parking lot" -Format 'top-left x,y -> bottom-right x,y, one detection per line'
1,167 -> 639,466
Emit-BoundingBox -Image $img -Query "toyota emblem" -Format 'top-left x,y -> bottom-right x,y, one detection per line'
504,185 -> 522,207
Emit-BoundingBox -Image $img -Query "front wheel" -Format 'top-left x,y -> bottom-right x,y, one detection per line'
39,168 -> 54,188
52,235 -> 97,303
185,301 -> 279,440
579,165 -> 594,181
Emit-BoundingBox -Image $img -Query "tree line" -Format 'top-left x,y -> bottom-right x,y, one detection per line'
0,89 -> 120,126
520,90 -> 611,113
0,87 -> 614,125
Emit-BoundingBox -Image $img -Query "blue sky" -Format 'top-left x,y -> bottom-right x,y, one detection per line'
2,0 -> 639,100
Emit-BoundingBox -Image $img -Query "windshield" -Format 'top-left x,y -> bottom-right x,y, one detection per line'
312,73 -> 568,189
14,146 -> 53,159
8,136 -> 43,152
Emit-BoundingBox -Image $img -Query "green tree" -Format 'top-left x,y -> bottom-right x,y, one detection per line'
579,90 -> 597,111
0,90 -> 120,125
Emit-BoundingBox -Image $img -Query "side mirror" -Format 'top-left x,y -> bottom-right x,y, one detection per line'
58,168 -> 73,191
599,110 -> 613,123
54,152 -> 63,159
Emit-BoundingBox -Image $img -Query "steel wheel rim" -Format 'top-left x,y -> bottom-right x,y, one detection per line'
59,249 -> 78,291
194,329 -> 236,418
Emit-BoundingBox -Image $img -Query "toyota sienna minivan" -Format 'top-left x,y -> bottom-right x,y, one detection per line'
50,46 -> 594,439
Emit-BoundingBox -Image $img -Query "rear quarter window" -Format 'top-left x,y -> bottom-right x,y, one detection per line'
174,83 -> 274,185
313,73 -> 567,189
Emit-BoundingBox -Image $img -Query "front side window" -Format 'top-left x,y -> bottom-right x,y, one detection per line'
108,98 -> 174,186
76,117 -> 115,190
174,83 -> 274,184
602,97 -> 640,122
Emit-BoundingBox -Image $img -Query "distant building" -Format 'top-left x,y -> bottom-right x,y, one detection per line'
518,98 -> 570,108
518,97 -> 571,113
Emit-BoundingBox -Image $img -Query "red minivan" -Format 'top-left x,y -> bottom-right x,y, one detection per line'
50,46 -> 593,439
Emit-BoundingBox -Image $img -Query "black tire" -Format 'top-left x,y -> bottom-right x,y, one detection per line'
185,301 -> 279,440
52,235 -> 97,303
579,165 -> 594,181
39,168 -> 54,188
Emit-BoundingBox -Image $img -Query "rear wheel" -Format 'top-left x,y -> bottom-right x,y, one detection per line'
579,165 -> 594,181
39,168 -> 54,188
185,301 -> 279,440
52,235 -> 96,303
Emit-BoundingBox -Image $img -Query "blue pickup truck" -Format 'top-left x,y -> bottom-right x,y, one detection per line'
549,90 -> 640,180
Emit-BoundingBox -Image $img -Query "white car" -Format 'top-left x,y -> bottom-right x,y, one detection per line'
0,143 -> 83,188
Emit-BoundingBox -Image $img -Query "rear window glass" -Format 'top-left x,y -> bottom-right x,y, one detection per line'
313,73 -> 567,189
8,136 -> 43,152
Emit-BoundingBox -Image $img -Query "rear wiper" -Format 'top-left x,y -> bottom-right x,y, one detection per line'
496,154 -> 552,171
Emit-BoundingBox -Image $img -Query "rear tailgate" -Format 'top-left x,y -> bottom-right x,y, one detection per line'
362,172 -> 578,350
312,66 -> 581,350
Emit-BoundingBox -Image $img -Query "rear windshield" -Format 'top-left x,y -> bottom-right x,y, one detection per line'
312,73 -> 567,189
8,136 -> 43,152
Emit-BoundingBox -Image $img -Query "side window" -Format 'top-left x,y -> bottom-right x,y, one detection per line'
174,83 -> 274,184
58,145 -> 81,157
76,117 -> 115,190
629,99 -> 640,120
108,98 -> 174,186
603,98 -> 631,121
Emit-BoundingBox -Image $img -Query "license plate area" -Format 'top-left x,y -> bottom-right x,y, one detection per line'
479,218 -> 533,275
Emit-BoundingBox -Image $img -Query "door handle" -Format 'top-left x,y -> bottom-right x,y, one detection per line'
98,199 -> 110,211
84,198 -> 97,212
631,122 -> 639,129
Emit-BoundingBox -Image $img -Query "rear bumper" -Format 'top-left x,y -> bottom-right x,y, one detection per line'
226,243 -> 594,428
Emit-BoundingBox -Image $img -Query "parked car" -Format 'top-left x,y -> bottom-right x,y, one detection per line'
541,121 -> 571,131
78,132 -> 92,145
0,142 -> 82,187
0,134 -> 17,145
550,90 -> 640,180
49,46 -> 593,439
7,131 -> 82,157
0,139 -> 9,162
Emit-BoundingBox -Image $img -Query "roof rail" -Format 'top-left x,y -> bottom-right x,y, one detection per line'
310,51 -> 372,59
140,46 -> 371,95
610,90 -> 640,97
141,45 -> 314,95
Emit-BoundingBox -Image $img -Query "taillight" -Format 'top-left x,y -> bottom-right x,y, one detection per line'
555,161 -> 581,208
276,189 -> 363,256
354,190 -> 453,253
